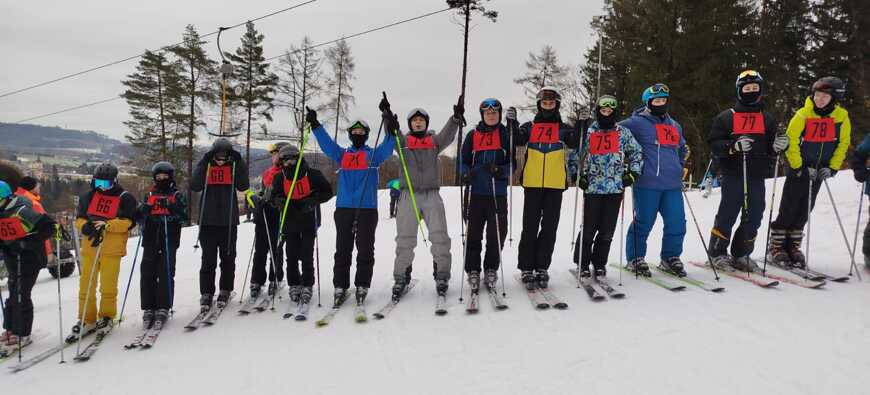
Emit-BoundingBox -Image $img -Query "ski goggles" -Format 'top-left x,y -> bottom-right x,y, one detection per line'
597,96 -> 618,109
267,143 -> 283,154
479,98 -> 502,112
738,70 -> 761,80
646,83 -> 670,95
214,154 -> 229,162
94,179 -> 113,190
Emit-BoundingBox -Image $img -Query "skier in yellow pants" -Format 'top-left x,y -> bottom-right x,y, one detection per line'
66,163 -> 137,343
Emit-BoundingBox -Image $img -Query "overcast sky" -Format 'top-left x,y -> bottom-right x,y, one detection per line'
0,0 -> 604,148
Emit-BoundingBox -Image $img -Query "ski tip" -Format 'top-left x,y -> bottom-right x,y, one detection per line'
372,314 -> 385,320
435,310 -> 448,316
282,313 -> 293,319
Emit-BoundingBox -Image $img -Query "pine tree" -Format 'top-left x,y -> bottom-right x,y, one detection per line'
513,45 -> 571,114
224,21 -> 279,164
122,50 -> 185,164
323,39 -> 356,142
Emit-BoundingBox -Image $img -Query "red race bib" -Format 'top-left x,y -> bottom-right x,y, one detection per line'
284,176 -> 312,200
262,166 -> 281,187
0,217 -> 26,241
732,112 -> 765,135
86,193 -> 121,219
472,130 -> 502,152
655,124 -> 680,146
146,194 -> 176,216
803,118 -> 836,143
406,135 -> 435,150
588,130 -> 620,155
340,151 -> 368,170
529,122 -> 560,144
207,165 -> 233,185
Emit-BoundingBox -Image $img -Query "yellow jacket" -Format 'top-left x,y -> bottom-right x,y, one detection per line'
784,97 -> 851,170
75,187 -> 137,257
75,217 -> 133,257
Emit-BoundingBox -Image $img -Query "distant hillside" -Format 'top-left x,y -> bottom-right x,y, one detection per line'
0,123 -> 122,152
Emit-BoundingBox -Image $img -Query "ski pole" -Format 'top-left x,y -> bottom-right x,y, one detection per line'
194,164 -> 211,250
315,211 -> 322,307
261,208 -> 280,310
762,155 -> 781,276
238,234 -> 256,304
118,224 -> 143,323
850,181 -> 866,279
682,188 -> 719,280
823,179 -> 859,278
805,176 -> 813,279
508,116 -> 514,246
162,216 -> 175,314
742,152 -> 749,215
491,177 -> 506,296
16,251 -> 23,362
458,184 -> 468,303
631,188 -> 638,280
226,161 -> 236,255
619,191 -> 625,286
54,227 -> 66,363
393,125 -> 428,246
280,124 -> 313,234
76,231 -> 105,357
575,186 -> 585,288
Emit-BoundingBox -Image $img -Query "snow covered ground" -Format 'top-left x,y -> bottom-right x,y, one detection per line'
4,172 -> 870,395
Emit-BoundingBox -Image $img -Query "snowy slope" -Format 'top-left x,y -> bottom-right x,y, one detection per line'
4,172 -> 870,395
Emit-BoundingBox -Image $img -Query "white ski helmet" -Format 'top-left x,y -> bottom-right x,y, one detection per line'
406,108 -> 430,130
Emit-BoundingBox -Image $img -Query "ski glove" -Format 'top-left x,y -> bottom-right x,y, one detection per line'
732,136 -> 753,153
814,167 -> 835,181
854,166 -> 869,183
772,133 -> 789,153
379,95 -> 391,114
81,220 -> 104,237
506,107 -> 517,122
305,107 -> 320,129
385,113 -> 401,135
622,171 -> 638,187
578,174 -> 589,190
453,95 -> 466,124
244,190 -> 260,210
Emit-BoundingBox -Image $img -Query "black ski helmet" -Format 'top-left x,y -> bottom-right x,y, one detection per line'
406,108 -> 430,130
812,76 -> 846,101
278,144 -> 301,163
0,160 -> 23,191
93,163 -> 118,181
735,70 -> 764,104
536,86 -> 562,112
151,161 -> 175,180
212,137 -> 234,154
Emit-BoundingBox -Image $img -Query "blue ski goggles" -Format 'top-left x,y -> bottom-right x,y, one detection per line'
94,179 -> 113,190
479,98 -> 502,112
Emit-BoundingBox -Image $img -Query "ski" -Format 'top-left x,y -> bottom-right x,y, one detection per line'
435,294 -> 448,316
570,269 -> 605,301
293,303 -> 311,321
465,291 -> 480,314
688,261 -> 779,288
654,265 -> 725,293
184,309 -> 210,330
372,279 -> 419,320
202,304 -> 229,326
754,257 -> 847,282
140,320 -> 166,349
610,264 -> 687,292
760,266 -> 826,289
594,276 -> 626,299
803,268 -> 849,283
8,342 -> 74,373
73,327 -> 113,362
255,284 -> 285,312
315,294 -> 351,327
537,287 -> 568,309
124,329 -> 150,349
0,332 -> 46,361
238,294 -> 264,315
515,274 -> 550,309
485,286 -> 509,310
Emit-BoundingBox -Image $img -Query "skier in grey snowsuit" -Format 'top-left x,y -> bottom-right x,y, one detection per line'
390,96 -> 465,300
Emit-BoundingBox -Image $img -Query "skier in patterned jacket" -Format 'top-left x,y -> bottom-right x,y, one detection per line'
573,95 -> 643,278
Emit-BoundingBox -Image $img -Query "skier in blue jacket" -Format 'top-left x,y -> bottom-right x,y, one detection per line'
307,99 -> 396,307
620,83 -> 690,277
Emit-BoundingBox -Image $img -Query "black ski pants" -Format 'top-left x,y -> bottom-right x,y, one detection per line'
464,194 -> 507,273
517,188 -> 564,272
333,208 -> 377,289
199,225 -> 237,295
574,193 -> 622,271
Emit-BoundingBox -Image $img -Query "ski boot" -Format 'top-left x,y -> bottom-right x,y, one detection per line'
142,310 -> 155,330
467,271 -> 481,293
579,266 -> 592,279
216,290 -> 231,309
731,255 -> 759,273
66,321 -> 96,343
484,269 -> 498,290
709,254 -> 734,271
436,278 -> 448,297
249,283 -> 262,301
153,309 -> 169,330
766,228 -> 791,267
625,257 -> 652,277
520,270 -> 536,290
288,285 -> 302,303
786,230 -> 807,269
199,294 -> 214,313
95,317 -> 114,335
593,267 -> 607,279
392,278 -> 408,301
355,287 -> 369,305
5,334 -> 32,347
300,287 -> 313,305
535,270 -> 550,289
333,288 -> 349,306
660,257 -> 687,277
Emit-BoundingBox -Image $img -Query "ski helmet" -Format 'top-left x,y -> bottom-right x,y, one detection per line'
536,86 -> 562,111
642,83 -> 670,106
735,70 -> 764,105
278,144 -> 301,163
0,181 -> 11,199
93,163 -> 118,181
0,160 -> 23,191
406,108 -> 430,130
479,98 -> 503,120
212,137 -> 234,154
267,142 -> 289,154
151,161 -> 175,180
346,119 -> 371,134
812,76 -> 846,101
19,176 -> 37,191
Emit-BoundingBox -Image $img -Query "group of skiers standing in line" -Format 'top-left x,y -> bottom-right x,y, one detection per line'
0,68 -> 862,351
